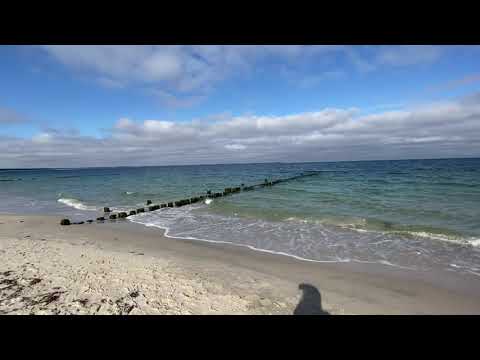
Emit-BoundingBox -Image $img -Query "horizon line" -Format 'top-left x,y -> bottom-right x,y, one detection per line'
1,156 -> 479,171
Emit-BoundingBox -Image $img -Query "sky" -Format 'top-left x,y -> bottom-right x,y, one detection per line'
1,45 -> 480,168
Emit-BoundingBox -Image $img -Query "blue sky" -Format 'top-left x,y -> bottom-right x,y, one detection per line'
1,45 -> 480,167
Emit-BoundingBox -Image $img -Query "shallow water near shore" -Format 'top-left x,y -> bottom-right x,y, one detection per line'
1,158 -> 480,277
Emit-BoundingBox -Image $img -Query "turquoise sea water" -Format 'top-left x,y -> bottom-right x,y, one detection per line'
1,158 -> 479,275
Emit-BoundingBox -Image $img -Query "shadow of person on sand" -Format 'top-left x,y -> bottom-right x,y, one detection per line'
293,283 -> 330,315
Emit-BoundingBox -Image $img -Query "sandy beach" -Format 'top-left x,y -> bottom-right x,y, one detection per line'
3,44 -> 480,316
1,214 -> 480,315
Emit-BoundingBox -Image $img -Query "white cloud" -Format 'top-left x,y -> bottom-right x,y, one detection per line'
225,144 -> 247,150
376,45 -> 444,66
140,51 -> 182,82
343,46 -> 376,73
1,92 -> 480,168
343,45 -> 459,74
38,45 -> 453,107
32,133 -> 52,143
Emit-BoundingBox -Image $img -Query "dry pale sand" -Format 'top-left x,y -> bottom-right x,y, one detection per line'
1,214 -> 480,315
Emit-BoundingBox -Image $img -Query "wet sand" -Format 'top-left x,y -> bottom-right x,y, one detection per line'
1,214 -> 480,314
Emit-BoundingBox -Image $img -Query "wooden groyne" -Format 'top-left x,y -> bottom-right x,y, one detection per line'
60,171 -> 321,226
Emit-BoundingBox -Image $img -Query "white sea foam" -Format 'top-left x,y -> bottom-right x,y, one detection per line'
403,231 -> 480,248
286,216 -> 473,246
58,198 -> 97,211
205,199 -> 213,205
469,238 -> 480,248
128,207 -> 418,271
466,269 -> 480,277
285,215 -> 476,248
126,201 -> 480,278
129,215 -> 352,265
131,216 -> 421,270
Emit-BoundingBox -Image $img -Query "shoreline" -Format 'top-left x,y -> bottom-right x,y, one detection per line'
1,213 -> 480,314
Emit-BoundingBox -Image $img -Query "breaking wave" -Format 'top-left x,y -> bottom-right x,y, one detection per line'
57,198 -> 97,211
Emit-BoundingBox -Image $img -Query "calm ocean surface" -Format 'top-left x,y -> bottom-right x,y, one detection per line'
1,158 -> 479,276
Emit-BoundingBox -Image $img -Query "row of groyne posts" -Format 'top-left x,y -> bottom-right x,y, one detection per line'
59,171 -> 320,225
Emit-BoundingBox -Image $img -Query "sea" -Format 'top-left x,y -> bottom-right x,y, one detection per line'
1,158 -> 479,277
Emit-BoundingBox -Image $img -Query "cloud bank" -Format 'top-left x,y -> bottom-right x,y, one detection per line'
1,93 -> 479,168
